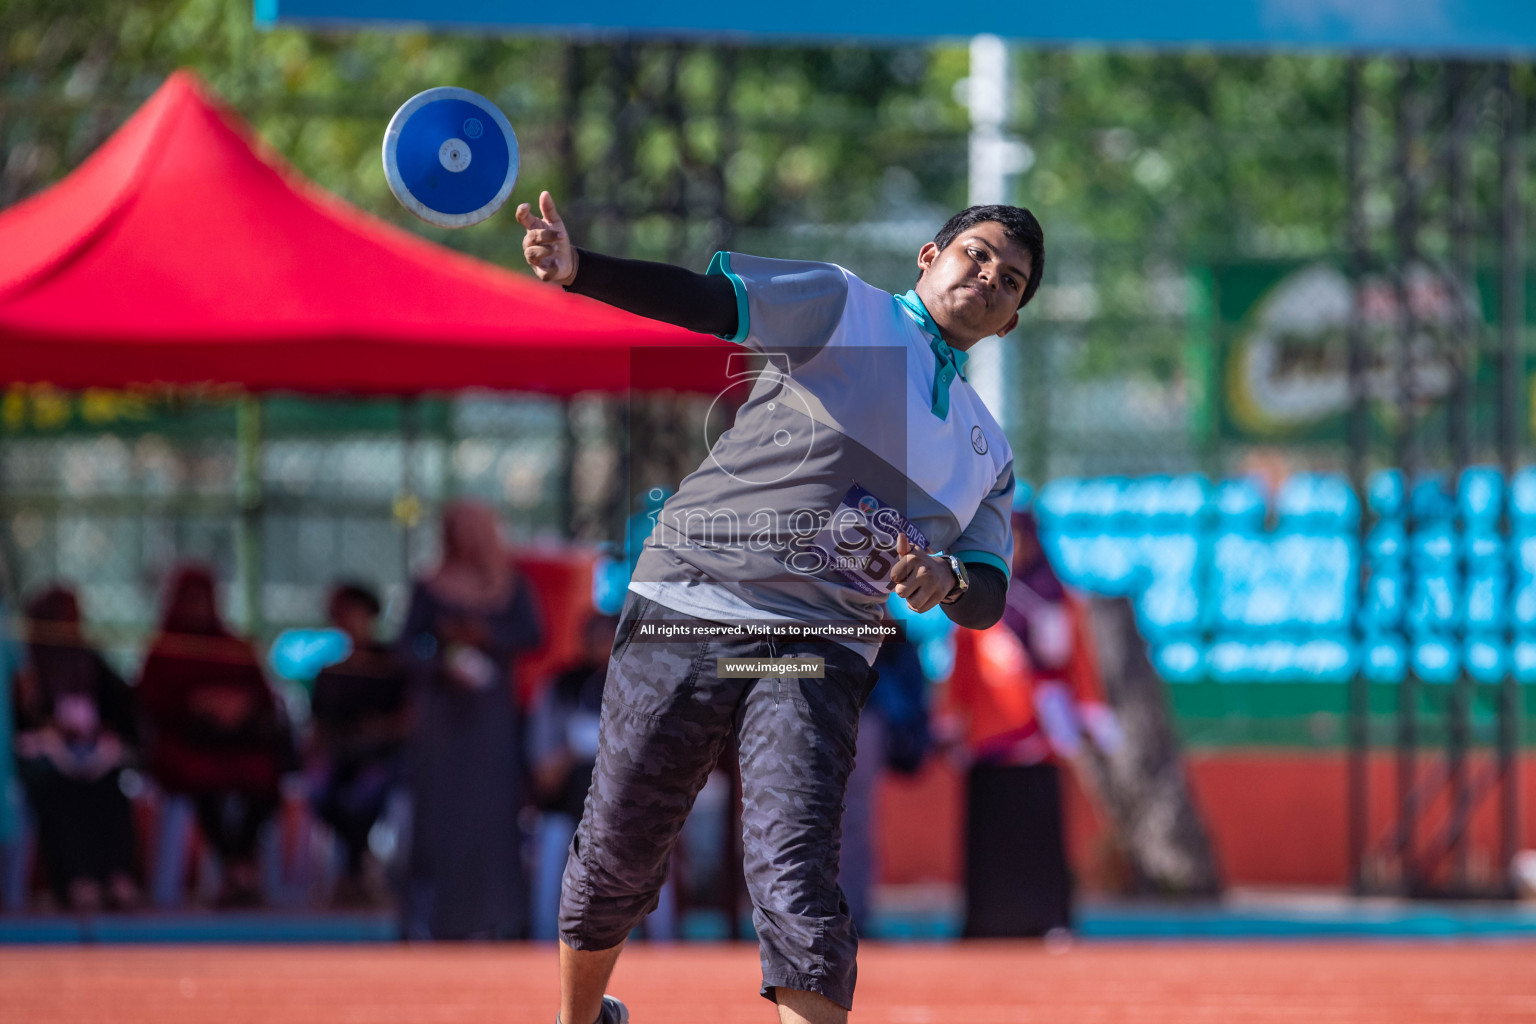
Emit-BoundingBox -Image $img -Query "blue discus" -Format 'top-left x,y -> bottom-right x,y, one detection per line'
382,87 -> 519,229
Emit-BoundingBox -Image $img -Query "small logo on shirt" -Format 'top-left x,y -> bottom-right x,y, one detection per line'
971,426 -> 989,455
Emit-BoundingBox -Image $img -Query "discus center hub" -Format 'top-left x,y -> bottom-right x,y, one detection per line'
438,138 -> 472,173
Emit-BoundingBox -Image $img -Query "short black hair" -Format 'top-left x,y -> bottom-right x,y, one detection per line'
931,205 -> 1046,311
329,582 -> 381,619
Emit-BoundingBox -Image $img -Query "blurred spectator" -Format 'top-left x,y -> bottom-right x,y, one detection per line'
0,588 -> 19,910
398,501 -> 542,939
308,583 -> 408,907
12,586 -> 140,911
137,566 -> 291,908
839,635 -> 931,935
946,510 -> 1118,937
0,587 -> 20,889
527,612 -> 616,940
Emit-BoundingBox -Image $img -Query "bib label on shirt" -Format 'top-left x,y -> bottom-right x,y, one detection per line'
808,483 -> 930,596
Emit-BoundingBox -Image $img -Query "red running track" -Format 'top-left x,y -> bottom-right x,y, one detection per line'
3,942 -> 1534,1023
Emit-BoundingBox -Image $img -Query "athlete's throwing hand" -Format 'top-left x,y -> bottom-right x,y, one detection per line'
890,533 -> 956,614
517,191 -> 578,287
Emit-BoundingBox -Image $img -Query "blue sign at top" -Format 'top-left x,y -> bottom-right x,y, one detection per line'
256,0 -> 1536,55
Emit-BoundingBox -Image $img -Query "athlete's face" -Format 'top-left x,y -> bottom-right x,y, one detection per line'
913,221 -> 1032,349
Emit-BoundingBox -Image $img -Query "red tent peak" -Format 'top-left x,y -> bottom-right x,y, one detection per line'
0,71 -> 730,395
0,71 -> 202,297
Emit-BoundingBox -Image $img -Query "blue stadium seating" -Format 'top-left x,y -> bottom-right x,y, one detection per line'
1034,467 -> 1536,685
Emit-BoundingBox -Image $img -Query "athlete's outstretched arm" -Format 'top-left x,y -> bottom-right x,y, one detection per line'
517,191 -> 738,337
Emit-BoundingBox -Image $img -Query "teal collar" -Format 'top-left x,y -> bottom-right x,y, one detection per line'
896,289 -> 968,419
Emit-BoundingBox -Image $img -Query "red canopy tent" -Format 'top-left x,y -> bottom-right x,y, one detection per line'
0,70 -> 731,395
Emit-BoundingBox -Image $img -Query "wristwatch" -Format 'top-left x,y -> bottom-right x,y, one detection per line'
940,554 -> 970,605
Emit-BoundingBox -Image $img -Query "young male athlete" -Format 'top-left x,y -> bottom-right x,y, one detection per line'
518,191 -> 1044,1024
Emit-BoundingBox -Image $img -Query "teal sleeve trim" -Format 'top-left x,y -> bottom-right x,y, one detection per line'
953,550 -> 1011,580
706,251 -> 751,344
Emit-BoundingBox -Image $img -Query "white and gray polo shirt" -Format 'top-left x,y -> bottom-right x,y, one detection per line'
629,253 -> 1016,661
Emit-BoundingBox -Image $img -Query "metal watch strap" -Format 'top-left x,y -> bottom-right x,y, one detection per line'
940,554 -> 969,604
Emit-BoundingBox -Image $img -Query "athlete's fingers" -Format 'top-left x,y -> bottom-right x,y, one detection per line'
515,203 -> 546,232
539,190 -> 565,228
525,228 -> 564,247
903,578 -> 941,612
891,534 -> 916,583
895,557 -> 946,604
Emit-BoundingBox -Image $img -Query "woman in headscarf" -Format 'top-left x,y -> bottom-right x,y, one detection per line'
1000,510 -> 1073,680
951,509 -> 1114,937
136,566 -> 289,908
14,586 -> 140,911
398,500 -> 543,939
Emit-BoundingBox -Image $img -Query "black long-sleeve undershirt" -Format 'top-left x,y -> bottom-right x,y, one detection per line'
565,247 -> 739,337
943,564 -> 1006,630
565,247 -> 1008,631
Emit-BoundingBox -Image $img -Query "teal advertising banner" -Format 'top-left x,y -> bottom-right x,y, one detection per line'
258,0 -> 1536,54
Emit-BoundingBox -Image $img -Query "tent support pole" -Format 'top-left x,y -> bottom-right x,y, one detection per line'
560,398 -> 578,540
236,395 -> 264,640
401,395 -> 420,574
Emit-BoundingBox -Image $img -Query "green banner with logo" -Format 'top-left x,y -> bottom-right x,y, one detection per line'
1203,260 -> 1536,446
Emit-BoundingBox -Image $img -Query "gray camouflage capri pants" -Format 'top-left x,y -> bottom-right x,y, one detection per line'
558,592 -> 877,1011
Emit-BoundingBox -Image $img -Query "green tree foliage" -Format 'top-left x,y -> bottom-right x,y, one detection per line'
3,2 -> 1530,472
4,0 -> 1435,265
0,1 -> 954,266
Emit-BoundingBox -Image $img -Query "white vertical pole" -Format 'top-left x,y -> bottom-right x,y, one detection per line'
965,34 -> 1014,425
967,34 -> 1011,207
